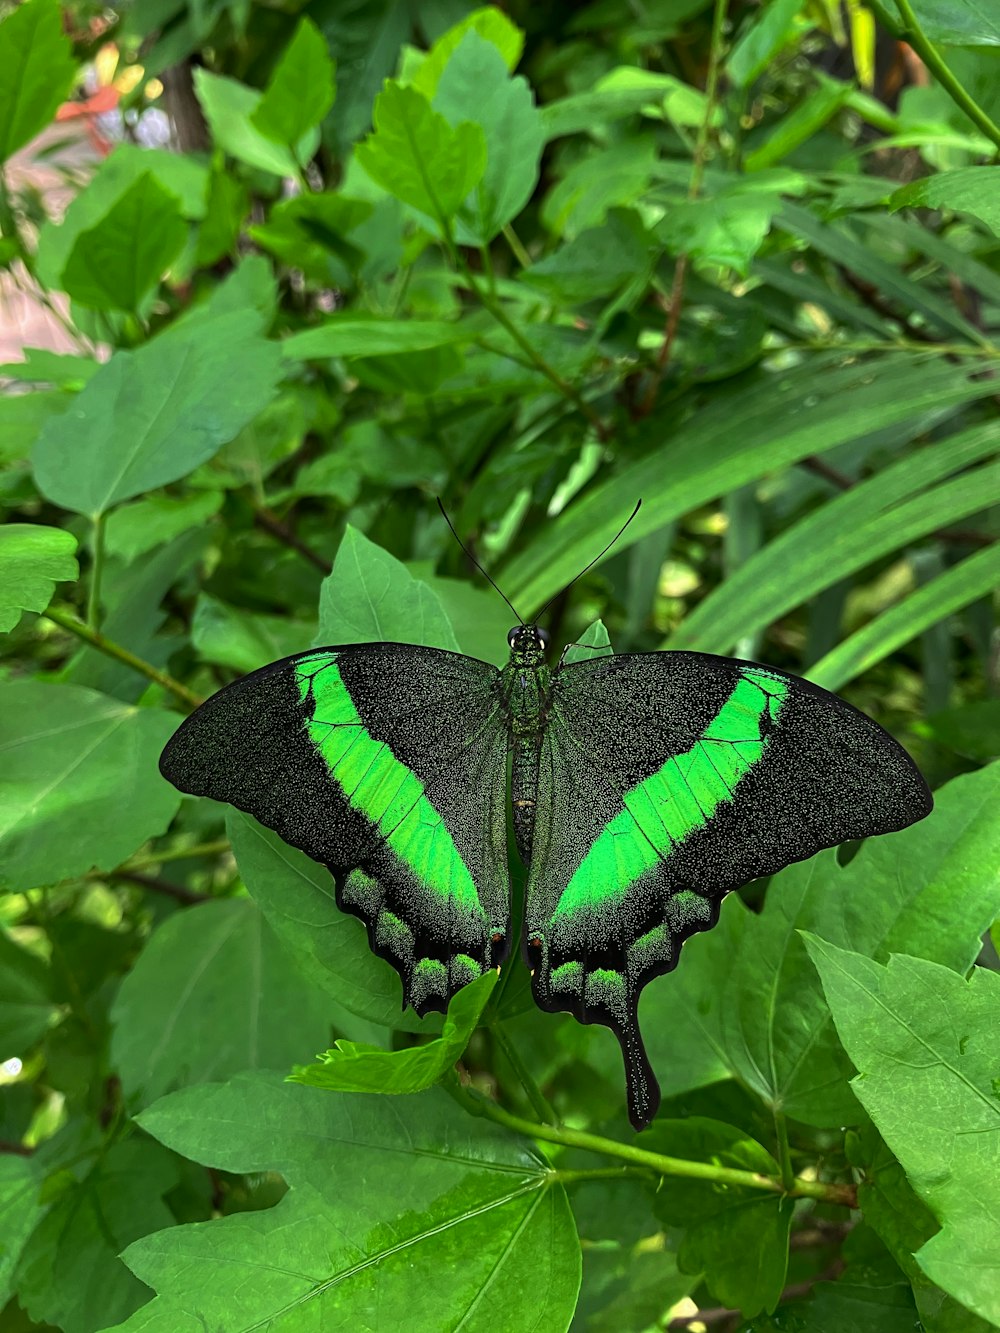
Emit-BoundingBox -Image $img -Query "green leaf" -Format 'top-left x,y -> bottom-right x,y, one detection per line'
0,1156 -> 39,1309
191,594 -> 314,674
563,618 -> 614,664
899,0 -> 1000,45
250,17 -> 335,153
433,31 -> 544,244
61,173 -> 188,312
317,524 -> 459,650
0,929 -> 58,1058
411,5 -> 524,98
926,700 -> 1000,761
728,0 -> 809,89
0,0 -> 77,164
355,80 -> 487,228
891,166 -> 1000,237
0,683 -> 181,892
107,1072 -> 580,1333
0,389 -> 71,467
808,544 -> 1000,691
228,811 -> 435,1033
291,969 -> 496,1093
744,78 -> 851,171
32,269 -> 283,517
669,419 -> 1000,654
656,177 -> 788,276
35,143 -> 209,291
0,524 -> 77,632
15,1135 -> 180,1333
805,937 -> 1000,1326
646,1118 -> 793,1316
104,491 -> 222,562
524,208 -> 653,301
501,354 -> 998,612
0,348 -> 100,388
541,67 -> 715,141
283,314 -> 474,360
193,68 -> 301,177
730,762 -> 1000,1124
111,898 -> 333,1107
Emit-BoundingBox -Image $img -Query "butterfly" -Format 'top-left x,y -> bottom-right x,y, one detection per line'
159,604 -> 932,1130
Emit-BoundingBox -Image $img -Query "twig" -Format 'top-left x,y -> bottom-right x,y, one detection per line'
638,0 -> 728,416
106,869 -> 210,905
251,502 -> 332,575
43,606 -> 204,711
491,1022 -> 559,1126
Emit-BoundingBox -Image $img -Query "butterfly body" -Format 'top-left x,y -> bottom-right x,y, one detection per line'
160,625 -> 931,1129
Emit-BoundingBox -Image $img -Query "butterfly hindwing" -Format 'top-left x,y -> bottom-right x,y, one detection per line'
160,644 -> 510,1016
523,649 -> 932,1128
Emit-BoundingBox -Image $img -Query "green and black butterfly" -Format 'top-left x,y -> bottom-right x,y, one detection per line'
160,590 -> 931,1129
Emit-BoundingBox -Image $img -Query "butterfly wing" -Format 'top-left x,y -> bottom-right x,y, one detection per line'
524,650 -> 932,1128
160,644 -> 510,1015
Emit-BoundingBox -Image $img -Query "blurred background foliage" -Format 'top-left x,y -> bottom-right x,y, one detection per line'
1,0 -> 999,1329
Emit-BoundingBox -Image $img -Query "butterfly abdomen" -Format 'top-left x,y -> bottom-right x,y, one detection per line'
501,653 -> 552,864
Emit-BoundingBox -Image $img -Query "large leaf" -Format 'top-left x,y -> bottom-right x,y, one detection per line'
291,970 -> 496,1094
411,6 -> 524,98
892,167 -> 1000,237
283,315 -> 474,360
104,1071 -> 580,1333
355,80 -> 487,228
0,0 -> 77,164
0,524 -> 77,632
32,267 -> 283,517
669,420 -> 1000,653
0,683 -> 181,891
111,898 -> 333,1107
191,593 -> 314,674
499,354 -> 998,612
194,68 -> 300,177
250,16 -> 335,152
806,939 -> 1000,1327
61,173 -> 188,312
433,31 -> 544,244
0,1156 -> 39,1309
901,0 -> 1000,45
316,524 -> 459,649
227,811 -> 436,1033
0,929 -> 58,1059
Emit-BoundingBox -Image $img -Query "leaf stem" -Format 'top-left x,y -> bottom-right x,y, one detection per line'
774,1110 -> 795,1193
43,606 -> 204,711
117,839 -> 231,870
462,1092 -> 857,1207
86,512 -> 106,631
502,222 -> 532,270
892,0 -> 1000,154
491,1022 -> 559,1126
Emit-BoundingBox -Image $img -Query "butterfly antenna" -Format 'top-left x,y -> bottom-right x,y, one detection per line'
534,499 -> 643,622
436,497 -> 524,625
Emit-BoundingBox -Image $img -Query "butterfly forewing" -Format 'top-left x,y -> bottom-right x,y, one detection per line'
524,650 -> 932,1129
160,643 -> 511,1015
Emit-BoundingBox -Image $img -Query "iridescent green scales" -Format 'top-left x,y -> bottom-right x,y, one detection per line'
553,668 -> 788,919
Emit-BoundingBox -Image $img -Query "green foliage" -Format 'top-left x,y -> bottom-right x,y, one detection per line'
1,0 -> 999,1328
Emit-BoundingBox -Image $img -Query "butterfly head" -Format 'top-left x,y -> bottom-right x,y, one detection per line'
507,624 -> 550,666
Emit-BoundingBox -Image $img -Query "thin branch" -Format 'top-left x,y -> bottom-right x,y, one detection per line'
43,606 -> 204,711
452,1084 -> 857,1208
250,501 -> 333,575
491,1022 -> 559,1126
106,869 -> 210,905
120,839 -> 231,870
893,0 -> 1000,154
638,0 -> 728,416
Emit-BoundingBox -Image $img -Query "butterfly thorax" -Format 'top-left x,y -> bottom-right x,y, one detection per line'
500,625 -> 552,863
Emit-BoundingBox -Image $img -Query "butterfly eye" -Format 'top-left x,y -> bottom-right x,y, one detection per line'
536,627 -> 550,648
507,628 -> 519,649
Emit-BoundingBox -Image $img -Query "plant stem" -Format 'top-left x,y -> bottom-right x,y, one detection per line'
118,839 -> 231,870
639,0 -> 728,414
43,606 -> 204,711
774,1110 -> 795,1193
491,1022 -> 559,1126
502,222 -> 532,270
460,1091 -> 857,1207
445,224 -> 609,440
892,0 -> 1000,153
553,1166 -> 653,1185
86,512 -> 106,631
